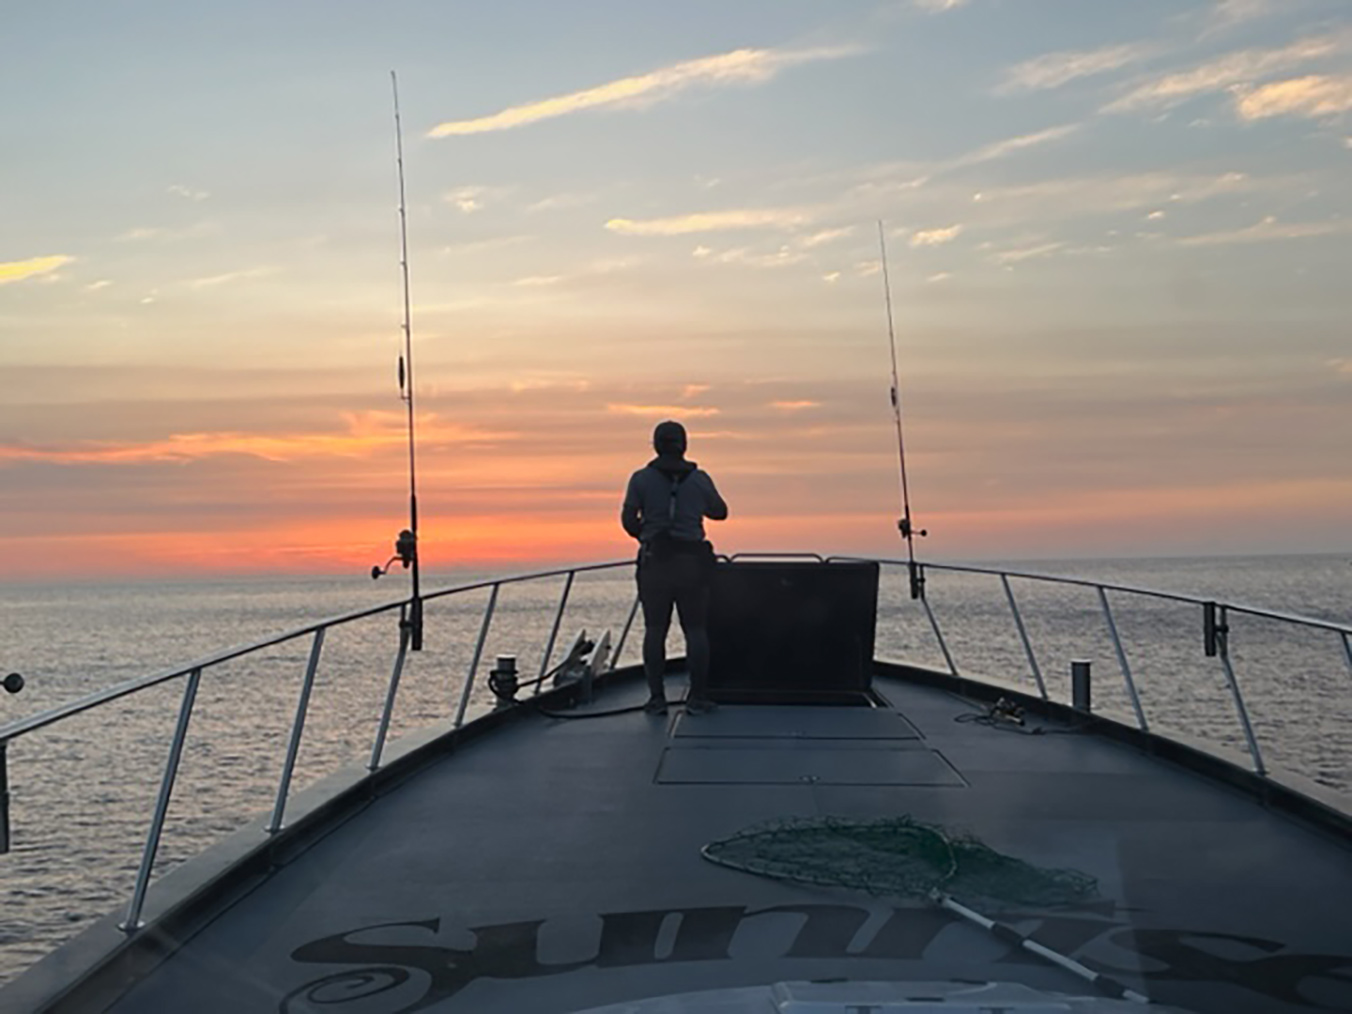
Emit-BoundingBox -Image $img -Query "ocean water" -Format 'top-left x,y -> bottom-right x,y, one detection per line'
0,553 -> 1349,985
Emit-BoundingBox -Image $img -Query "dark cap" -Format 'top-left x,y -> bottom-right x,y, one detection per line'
652,420 -> 687,454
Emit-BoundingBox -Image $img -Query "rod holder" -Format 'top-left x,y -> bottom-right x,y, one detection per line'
1071,660 -> 1092,713
1204,602 -> 1227,657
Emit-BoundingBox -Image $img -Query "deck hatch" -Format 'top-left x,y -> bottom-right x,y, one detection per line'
672,705 -> 920,740
656,744 -> 964,785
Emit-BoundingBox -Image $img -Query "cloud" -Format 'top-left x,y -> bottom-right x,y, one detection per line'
1207,0 -> 1278,31
167,184 -> 209,201
799,226 -> 855,248
606,404 -> 720,417
1235,75 -> 1352,120
993,241 -> 1066,265
0,255 -> 73,285
187,266 -> 278,290
822,271 -> 842,283
999,43 -> 1157,94
964,170 -> 1257,226
85,279 -> 112,291
952,124 -> 1081,166
1106,34 -> 1346,113
926,272 -> 954,284
447,186 -> 487,213
913,0 -> 967,11
681,384 -> 711,399
428,46 -> 859,137
1177,215 -> 1352,246
770,400 -> 820,411
0,412 -> 506,467
910,224 -> 964,247
117,222 -> 216,243
696,245 -> 807,269
606,207 -> 812,235
525,192 -> 597,213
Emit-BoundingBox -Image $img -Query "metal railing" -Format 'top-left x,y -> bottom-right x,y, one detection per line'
0,560 -> 639,932
4,554 -> 1350,937
857,558 -> 1352,782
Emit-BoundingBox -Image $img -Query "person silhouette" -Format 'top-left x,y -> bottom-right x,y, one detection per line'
621,420 -> 728,715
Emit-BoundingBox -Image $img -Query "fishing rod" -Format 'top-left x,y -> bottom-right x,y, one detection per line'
371,70 -> 423,651
878,221 -> 927,599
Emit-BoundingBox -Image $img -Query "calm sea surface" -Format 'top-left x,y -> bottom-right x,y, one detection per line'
1,553 -> 1349,984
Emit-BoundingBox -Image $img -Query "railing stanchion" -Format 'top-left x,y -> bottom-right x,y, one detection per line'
267,628 -> 326,834
921,596 -> 958,677
535,571 -> 575,694
369,620 -> 412,771
1097,587 -> 1147,731
121,666 -> 202,933
612,588 -> 641,670
1341,632 -> 1352,683
1213,607 -> 1265,776
1002,574 -> 1047,700
455,584 -> 499,729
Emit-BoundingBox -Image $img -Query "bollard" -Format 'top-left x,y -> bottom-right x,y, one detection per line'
1071,660 -> 1092,713
491,655 -> 518,709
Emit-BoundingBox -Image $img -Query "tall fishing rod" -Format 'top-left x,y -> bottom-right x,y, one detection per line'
878,221 -> 927,599
371,70 -> 423,651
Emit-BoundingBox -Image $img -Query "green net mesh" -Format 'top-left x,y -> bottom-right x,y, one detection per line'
701,815 -> 1098,908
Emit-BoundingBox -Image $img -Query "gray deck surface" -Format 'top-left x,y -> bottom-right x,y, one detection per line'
104,673 -> 1352,1014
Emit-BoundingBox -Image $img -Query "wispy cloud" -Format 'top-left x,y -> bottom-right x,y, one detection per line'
693,245 -> 807,269
770,400 -> 820,411
606,404 -> 721,417
993,241 -> 1066,265
429,46 -> 859,137
799,226 -> 855,248
1235,74 -> 1352,120
1177,215 -> 1352,246
446,185 -> 494,213
525,192 -> 597,213
913,0 -> 968,12
167,184 -> 209,201
117,222 -> 215,243
952,124 -> 1081,166
1106,34 -> 1347,113
966,170 -> 1258,225
0,412 -> 504,466
0,254 -> 73,286
1206,0 -> 1279,32
606,207 -> 813,236
999,44 -> 1157,94
187,266 -> 279,290
910,224 -> 964,247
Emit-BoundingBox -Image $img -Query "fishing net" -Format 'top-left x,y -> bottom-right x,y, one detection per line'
701,815 -> 1097,908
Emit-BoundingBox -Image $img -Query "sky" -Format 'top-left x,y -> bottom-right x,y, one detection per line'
2,0 -> 1350,581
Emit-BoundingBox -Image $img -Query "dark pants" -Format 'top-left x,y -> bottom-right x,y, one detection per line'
637,552 -> 711,701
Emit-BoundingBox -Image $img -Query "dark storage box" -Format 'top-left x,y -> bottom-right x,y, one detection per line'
707,560 -> 879,703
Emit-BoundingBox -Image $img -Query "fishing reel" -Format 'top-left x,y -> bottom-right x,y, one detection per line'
371,529 -> 417,580
898,517 -> 928,540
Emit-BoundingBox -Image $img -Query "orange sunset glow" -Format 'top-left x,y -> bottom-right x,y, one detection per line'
3,1 -> 1350,581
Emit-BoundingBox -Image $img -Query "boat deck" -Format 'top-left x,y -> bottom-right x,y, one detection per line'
30,671 -> 1352,1013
